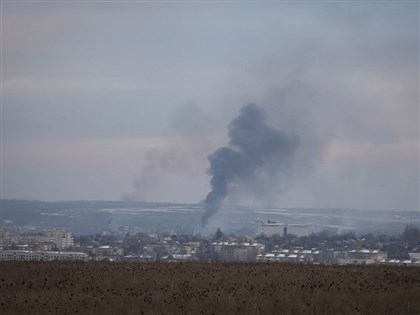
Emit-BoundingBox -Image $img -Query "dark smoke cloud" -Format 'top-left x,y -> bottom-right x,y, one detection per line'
202,103 -> 299,226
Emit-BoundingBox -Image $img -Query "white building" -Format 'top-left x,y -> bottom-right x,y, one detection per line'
0,229 -> 10,250
409,252 -> 420,261
256,221 -> 311,237
337,249 -> 387,265
44,230 -> 73,250
212,242 -> 259,262
0,250 -> 88,261
258,249 -> 321,263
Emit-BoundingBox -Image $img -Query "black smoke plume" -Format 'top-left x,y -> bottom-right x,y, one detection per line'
202,103 -> 299,226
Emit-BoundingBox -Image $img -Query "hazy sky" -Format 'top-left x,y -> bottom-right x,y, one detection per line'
2,2 -> 419,211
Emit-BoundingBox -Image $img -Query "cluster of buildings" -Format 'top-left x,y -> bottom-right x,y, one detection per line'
0,222 -> 420,266
0,250 -> 88,261
258,249 -> 322,263
71,245 -> 124,261
385,252 -> 420,266
116,237 -> 201,262
257,248 -> 388,265
0,229 -> 87,262
212,242 -> 264,262
143,240 -> 200,259
0,229 -> 73,251
334,249 -> 387,265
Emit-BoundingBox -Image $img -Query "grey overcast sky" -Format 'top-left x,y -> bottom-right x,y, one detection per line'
2,1 -> 419,211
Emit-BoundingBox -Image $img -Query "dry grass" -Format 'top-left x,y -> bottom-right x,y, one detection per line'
0,261 -> 419,314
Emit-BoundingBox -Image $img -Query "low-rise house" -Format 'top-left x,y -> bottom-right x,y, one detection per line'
162,254 -> 196,262
258,249 -> 320,263
337,249 -> 387,265
409,252 -> 420,261
123,254 -> 154,262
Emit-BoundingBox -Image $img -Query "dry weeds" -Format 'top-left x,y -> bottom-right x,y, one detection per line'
0,262 -> 419,314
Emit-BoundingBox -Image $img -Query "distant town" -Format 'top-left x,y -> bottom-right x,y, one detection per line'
1,220 -> 419,266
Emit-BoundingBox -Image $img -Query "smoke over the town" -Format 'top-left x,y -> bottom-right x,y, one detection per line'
202,104 -> 299,226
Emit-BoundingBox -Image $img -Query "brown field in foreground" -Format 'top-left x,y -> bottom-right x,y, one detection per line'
0,262 -> 419,314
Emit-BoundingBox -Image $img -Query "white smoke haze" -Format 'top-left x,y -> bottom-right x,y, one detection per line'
121,136 -> 215,202
122,104 -> 223,202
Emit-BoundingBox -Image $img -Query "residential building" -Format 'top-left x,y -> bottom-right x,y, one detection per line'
44,230 -> 73,250
0,250 -> 88,261
258,249 -> 321,263
212,242 -> 258,262
337,249 -> 387,265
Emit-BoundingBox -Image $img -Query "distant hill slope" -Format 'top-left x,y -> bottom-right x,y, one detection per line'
0,199 -> 418,235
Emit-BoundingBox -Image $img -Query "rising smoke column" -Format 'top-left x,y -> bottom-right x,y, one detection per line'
202,103 -> 299,226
